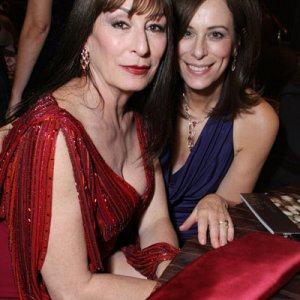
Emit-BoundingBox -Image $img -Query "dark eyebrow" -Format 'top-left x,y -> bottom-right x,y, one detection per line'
187,25 -> 229,31
207,25 -> 229,31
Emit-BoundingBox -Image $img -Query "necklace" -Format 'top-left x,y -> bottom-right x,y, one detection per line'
182,94 -> 204,151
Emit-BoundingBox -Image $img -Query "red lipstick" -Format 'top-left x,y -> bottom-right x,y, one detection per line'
121,65 -> 150,75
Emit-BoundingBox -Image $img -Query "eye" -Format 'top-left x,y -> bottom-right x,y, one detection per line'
183,29 -> 194,39
209,31 -> 225,40
112,21 -> 129,30
147,24 -> 166,33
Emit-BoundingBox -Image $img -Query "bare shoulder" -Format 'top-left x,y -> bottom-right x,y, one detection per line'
234,93 -> 279,152
235,93 -> 279,134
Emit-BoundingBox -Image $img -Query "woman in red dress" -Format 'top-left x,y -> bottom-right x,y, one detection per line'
0,0 -> 178,299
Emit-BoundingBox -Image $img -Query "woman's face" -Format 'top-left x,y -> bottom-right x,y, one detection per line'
86,0 -> 167,94
178,0 -> 235,93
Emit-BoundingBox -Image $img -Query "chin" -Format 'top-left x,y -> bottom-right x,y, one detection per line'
184,81 -> 211,91
121,79 -> 152,92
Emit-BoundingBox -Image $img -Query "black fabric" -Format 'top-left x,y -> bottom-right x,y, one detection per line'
256,81 -> 300,189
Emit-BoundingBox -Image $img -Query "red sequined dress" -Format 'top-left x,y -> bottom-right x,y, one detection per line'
0,95 -> 178,299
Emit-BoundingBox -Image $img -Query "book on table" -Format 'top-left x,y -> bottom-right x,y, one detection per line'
240,192 -> 300,236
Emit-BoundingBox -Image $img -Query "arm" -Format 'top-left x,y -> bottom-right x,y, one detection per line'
41,132 -> 156,300
9,0 -> 52,109
217,98 -> 279,202
138,160 -> 179,277
108,160 -> 179,279
180,98 -> 279,248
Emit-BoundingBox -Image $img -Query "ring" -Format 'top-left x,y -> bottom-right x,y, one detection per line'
219,220 -> 229,226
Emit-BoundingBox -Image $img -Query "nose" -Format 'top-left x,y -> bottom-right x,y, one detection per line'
192,35 -> 207,59
131,29 -> 150,57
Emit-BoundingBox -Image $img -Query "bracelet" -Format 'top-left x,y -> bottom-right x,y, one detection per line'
122,242 -> 179,280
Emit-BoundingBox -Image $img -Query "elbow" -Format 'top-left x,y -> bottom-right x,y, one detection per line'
48,287 -> 83,300
35,22 -> 51,36
22,20 -> 50,41
45,275 -> 94,300
46,285 -> 76,300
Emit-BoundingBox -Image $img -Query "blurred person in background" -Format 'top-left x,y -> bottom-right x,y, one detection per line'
9,0 -> 74,112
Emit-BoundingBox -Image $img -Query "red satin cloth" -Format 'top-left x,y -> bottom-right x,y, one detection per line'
150,232 -> 300,300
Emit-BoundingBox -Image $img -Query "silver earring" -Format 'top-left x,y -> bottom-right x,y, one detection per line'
231,53 -> 237,72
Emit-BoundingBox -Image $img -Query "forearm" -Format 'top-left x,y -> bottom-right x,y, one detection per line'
84,274 -> 156,300
210,191 -> 239,207
217,179 -> 256,206
10,25 -> 49,107
130,160 -> 179,278
47,272 -> 156,300
139,217 -> 179,277
139,217 -> 178,249
216,169 -> 256,206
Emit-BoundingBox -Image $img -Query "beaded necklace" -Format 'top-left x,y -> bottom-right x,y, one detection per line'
182,94 -> 205,151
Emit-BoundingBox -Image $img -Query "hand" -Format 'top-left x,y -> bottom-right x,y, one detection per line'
179,194 -> 234,248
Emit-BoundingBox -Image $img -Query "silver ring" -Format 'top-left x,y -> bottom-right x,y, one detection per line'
219,220 -> 229,226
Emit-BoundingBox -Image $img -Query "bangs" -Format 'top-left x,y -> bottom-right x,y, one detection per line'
104,0 -> 165,19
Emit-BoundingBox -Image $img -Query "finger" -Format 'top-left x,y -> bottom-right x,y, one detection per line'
218,219 -> 229,247
227,217 -> 234,242
179,211 -> 197,231
197,215 -> 209,245
209,218 -> 221,249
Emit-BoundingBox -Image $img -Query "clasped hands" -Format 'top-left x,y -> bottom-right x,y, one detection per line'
179,193 -> 234,249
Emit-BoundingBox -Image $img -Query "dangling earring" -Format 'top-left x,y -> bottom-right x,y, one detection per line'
80,46 -> 90,76
231,51 -> 237,72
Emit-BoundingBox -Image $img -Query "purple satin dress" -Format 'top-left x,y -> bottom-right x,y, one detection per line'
160,117 -> 234,244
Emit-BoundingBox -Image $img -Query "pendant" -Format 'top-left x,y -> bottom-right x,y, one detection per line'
187,121 -> 196,151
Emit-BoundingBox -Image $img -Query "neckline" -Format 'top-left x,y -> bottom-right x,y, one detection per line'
46,94 -> 151,198
171,116 -> 212,178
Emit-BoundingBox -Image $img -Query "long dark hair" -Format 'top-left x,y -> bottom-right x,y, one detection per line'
4,0 -> 176,159
173,0 -> 262,119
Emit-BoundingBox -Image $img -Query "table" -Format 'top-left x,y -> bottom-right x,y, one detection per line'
159,201 -> 300,299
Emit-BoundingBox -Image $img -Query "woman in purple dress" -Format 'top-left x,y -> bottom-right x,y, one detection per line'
161,0 -> 279,247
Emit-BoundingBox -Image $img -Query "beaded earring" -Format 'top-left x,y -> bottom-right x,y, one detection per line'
80,46 -> 90,76
231,52 -> 237,72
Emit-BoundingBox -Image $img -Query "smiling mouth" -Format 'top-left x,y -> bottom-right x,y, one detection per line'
187,63 -> 211,72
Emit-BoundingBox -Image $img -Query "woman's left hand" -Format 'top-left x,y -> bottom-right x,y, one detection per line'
179,194 -> 234,248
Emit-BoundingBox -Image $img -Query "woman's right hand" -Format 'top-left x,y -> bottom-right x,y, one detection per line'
179,193 -> 234,248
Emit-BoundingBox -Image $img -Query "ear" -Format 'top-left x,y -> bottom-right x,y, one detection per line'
83,40 -> 90,53
84,32 -> 93,53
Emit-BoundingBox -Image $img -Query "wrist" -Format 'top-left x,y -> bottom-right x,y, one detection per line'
206,193 -> 226,203
10,90 -> 22,106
